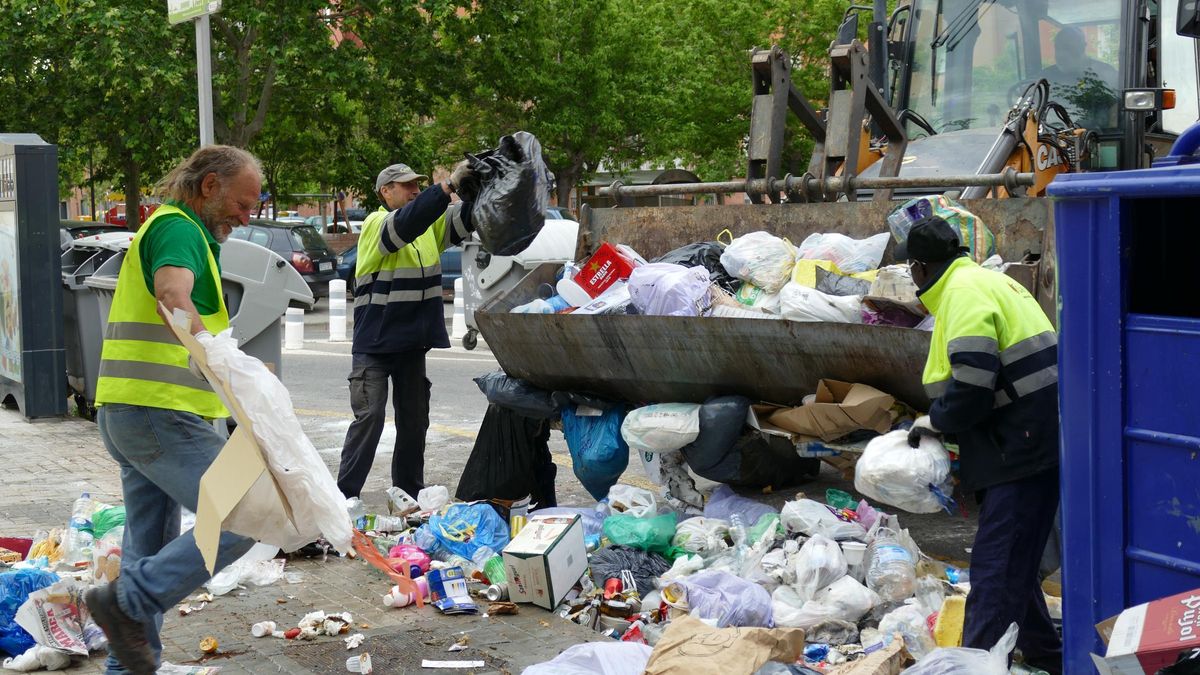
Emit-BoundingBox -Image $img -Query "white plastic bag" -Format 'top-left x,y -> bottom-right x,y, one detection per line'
796,232 -> 890,274
417,485 -> 450,512
206,542 -> 285,595
793,534 -> 848,602
621,403 -> 702,453
627,263 -> 714,317
606,484 -> 657,518
879,603 -> 937,660
780,576 -> 881,629
780,499 -> 867,541
734,283 -> 782,314
671,517 -> 730,557
904,622 -> 1019,675
779,282 -> 864,323
203,331 -> 353,555
720,232 -> 796,293
855,430 -> 955,514
521,641 -> 654,675
659,553 -> 706,584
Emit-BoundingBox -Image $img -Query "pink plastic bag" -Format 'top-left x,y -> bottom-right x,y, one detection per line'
388,544 -> 432,574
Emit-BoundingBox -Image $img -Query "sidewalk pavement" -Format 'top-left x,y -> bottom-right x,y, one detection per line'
0,408 -> 601,674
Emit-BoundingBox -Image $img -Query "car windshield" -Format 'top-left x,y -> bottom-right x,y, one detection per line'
290,225 -> 331,254
905,0 -> 1122,134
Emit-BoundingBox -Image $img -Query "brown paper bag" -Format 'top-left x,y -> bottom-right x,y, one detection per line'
643,615 -> 805,675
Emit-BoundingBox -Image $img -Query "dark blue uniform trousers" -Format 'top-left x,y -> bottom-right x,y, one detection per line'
963,467 -> 1062,674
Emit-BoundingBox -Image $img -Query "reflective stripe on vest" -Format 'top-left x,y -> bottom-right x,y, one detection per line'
94,205 -> 230,418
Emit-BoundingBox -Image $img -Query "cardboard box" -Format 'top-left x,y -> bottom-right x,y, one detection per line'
502,514 -> 586,610
767,380 -> 895,442
1093,588 -> 1200,674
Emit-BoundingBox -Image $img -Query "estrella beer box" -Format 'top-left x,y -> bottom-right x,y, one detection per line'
556,242 -> 638,306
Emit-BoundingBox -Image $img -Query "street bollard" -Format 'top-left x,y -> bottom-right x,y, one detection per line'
329,279 -> 347,342
451,277 -> 468,341
284,307 -> 304,350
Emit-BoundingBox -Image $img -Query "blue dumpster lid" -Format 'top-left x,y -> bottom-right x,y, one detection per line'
1047,162 -> 1200,199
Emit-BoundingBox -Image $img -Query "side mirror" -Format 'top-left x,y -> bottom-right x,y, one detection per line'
1180,0 -> 1200,38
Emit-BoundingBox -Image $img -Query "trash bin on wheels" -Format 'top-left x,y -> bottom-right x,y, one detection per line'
1049,125 -> 1200,673
461,218 -> 578,350
79,237 -> 312,414
61,232 -> 133,418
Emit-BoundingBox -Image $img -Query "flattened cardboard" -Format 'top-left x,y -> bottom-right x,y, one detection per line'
161,304 -> 295,574
767,379 -> 895,442
825,638 -> 913,675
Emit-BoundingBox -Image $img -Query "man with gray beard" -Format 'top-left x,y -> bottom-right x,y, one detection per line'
85,145 -> 263,674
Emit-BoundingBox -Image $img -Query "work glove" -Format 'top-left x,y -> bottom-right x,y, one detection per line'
448,160 -> 477,195
907,415 -> 941,448
187,331 -> 213,381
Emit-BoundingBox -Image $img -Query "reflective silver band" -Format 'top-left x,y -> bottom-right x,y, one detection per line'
947,335 -> 999,356
354,286 -> 444,308
952,363 -> 997,389
924,379 -> 949,399
355,264 -> 441,289
104,321 -> 177,345
1000,331 -> 1058,365
1012,364 -> 1058,398
381,211 -> 410,252
99,359 -> 214,393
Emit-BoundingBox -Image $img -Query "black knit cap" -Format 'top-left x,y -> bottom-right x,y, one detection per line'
895,215 -> 965,263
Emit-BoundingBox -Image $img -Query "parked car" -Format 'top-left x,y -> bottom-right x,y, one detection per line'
546,206 -> 578,221
334,243 -> 460,299
229,220 -> 338,307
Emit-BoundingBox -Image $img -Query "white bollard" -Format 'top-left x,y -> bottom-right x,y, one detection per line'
284,307 -> 304,350
451,277 -> 468,341
328,279 -> 347,342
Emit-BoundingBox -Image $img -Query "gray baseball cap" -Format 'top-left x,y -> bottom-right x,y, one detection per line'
374,163 -> 429,192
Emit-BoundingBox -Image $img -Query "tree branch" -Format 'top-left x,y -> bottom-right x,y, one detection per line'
244,60 -> 277,144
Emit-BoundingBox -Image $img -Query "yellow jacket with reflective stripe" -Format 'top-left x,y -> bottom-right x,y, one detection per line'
94,205 -> 230,418
918,256 -> 1059,490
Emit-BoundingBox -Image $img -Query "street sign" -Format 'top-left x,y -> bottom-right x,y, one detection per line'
168,0 -> 221,26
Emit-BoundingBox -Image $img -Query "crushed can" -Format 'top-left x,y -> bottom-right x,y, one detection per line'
484,584 -> 509,602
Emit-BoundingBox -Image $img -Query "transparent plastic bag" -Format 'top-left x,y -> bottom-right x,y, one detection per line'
627,263 -> 714,317
904,622 -> 1018,675
621,403 -> 702,453
796,232 -> 890,274
606,484 -> 657,519
602,513 -> 677,556
781,576 -> 881,629
780,499 -> 867,541
720,232 -> 796,293
793,534 -> 848,602
854,430 -> 956,514
671,517 -> 729,557
879,603 -> 936,660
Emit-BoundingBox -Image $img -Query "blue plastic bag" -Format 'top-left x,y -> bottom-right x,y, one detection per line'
421,503 -> 510,561
561,405 -> 629,500
0,568 -> 59,656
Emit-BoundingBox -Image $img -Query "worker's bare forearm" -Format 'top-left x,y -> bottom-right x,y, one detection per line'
153,266 -> 206,335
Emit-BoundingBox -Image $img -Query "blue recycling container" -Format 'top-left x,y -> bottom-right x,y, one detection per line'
1049,126 -> 1200,673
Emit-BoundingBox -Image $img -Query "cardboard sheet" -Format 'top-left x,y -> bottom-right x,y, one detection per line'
767,380 -> 895,442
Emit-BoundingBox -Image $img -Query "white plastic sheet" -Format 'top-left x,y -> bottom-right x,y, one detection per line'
855,430 -> 955,514
796,232 -> 890,274
720,232 -> 796,293
521,641 -> 653,675
780,499 -> 867,541
627,263 -> 713,316
779,282 -> 864,323
621,403 -> 702,453
204,331 -> 353,554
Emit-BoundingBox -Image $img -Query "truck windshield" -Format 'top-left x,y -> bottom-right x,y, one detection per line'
904,0 -> 1122,134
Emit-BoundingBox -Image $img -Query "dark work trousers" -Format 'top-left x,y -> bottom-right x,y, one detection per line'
963,467 -> 1062,674
337,350 -> 430,499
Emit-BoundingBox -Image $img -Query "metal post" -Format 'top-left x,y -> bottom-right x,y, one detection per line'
195,14 -> 214,147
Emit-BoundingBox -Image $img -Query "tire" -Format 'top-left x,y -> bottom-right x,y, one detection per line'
463,330 -> 478,351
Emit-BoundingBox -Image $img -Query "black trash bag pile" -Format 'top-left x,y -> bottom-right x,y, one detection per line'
473,370 -> 557,419
682,395 -> 820,489
456,404 -> 556,506
588,545 -> 671,597
457,131 -> 552,256
652,241 -> 738,293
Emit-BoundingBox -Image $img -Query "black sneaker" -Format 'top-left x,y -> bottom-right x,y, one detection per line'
84,582 -> 156,675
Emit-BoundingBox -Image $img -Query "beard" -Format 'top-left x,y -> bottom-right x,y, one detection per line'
199,184 -> 236,242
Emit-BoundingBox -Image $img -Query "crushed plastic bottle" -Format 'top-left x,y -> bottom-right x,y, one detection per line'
865,527 -> 917,602
63,492 -> 94,568
728,512 -> 749,566
345,497 -> 367,523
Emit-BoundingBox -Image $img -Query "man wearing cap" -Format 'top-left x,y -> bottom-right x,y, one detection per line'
901,215 -> 1061,673
336,161 -> 474,500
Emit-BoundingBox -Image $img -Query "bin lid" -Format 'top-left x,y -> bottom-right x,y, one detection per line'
71,231 -> 134,252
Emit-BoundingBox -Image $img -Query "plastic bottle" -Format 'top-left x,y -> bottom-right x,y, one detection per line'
728,512 -> 749,560
412,526 -> 446,561
471,546 -> 507,584
865,528 -> 917,602
63,492 -> 94,567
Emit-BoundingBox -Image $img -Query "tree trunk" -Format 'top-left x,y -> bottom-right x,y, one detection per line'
123,151 -> 141,233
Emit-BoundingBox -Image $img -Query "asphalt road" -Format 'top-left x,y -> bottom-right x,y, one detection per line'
281,297 -> 979,563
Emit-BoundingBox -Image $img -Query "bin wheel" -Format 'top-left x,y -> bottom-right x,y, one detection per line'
463,330 -> 478,351
74,394 -> 96,422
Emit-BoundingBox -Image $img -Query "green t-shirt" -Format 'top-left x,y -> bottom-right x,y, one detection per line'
138,203 -> 223,314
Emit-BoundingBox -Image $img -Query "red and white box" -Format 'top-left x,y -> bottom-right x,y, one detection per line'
556,242 -> 639,306
1093,588 -> 1200,674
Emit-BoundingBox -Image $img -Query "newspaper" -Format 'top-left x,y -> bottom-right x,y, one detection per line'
14,580 -> 105,656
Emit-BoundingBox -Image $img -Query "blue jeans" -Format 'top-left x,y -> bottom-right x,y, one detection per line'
97,404 -> 255,674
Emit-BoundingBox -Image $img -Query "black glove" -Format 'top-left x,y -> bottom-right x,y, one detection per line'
907,415 -> 941,448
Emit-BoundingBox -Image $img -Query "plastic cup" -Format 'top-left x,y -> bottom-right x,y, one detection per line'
841,541 -> 867,565
345,653 -> 373,674
251,621 -> 276,638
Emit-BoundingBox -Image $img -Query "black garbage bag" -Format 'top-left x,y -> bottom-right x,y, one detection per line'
588,545 -> 671,597
652,241 -> 738,292
735,431 -> 822,489
460,131 -> 552,256
473,370 -> 557,419
681,395 -> 751,482
455,404 -> 556,505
